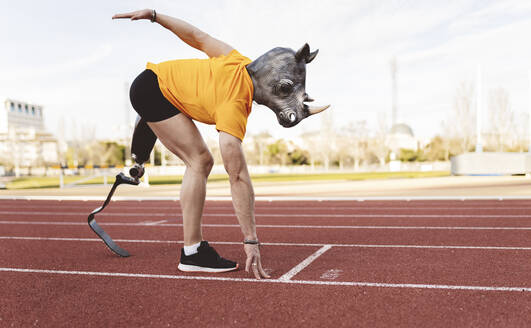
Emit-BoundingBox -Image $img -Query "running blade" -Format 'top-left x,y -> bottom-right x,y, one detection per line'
88,217 -> 130,257
86,173 -> 139,257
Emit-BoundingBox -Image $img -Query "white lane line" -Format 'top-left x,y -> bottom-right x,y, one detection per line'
141,220 -> 168,225
254,225 -> 531,230
2,220 -> 531,230
1,267 -> 530,292
4,211 -> 531,218
213,214 -> 531,218
3,236 -> 531,250
278,245 -> 332,281
3,195 -> 531,201
0,211 -> 173,217
5,205 -> 531,212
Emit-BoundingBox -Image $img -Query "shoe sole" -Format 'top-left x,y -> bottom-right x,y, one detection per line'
178,263 -> 239,273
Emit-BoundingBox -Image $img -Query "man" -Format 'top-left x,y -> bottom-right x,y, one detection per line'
113,8 -> 328,279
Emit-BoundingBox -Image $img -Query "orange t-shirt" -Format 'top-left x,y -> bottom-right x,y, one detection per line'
146,50 -> 253,141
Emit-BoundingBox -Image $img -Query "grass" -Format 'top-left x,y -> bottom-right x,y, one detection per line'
239,171 -> 449,183
5,176 -> 106,189
5,171 -> 450,189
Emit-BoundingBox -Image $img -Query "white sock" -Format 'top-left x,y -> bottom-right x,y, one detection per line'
183,241 -> 201,256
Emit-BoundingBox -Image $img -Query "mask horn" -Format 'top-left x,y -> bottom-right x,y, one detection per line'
307,104 -> 330,115
306,49 -> 319,63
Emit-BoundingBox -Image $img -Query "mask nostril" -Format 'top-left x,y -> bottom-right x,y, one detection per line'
289,113 -> 296,122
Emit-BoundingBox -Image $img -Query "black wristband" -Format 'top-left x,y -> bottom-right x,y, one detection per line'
243,239 -> 260,245
151,9 -> 157,23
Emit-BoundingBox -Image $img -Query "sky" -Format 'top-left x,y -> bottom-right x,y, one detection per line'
2,0 -> 531,142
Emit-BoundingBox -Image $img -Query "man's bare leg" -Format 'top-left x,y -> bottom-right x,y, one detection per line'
147,114 -> 213,246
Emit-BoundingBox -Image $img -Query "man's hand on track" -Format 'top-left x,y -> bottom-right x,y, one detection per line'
244,244 -> 270,279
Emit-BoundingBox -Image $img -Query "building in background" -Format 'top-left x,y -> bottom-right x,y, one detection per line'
0,99 -> 59,170
387,123 -> 418,153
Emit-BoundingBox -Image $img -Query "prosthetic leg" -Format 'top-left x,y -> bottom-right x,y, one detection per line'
88,116 -> 157,257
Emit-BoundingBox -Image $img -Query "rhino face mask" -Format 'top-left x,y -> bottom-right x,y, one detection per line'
246,43 -> 330,128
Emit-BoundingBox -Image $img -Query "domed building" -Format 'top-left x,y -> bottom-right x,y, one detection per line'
390,123 -> 413,136
388,123 -> 417,153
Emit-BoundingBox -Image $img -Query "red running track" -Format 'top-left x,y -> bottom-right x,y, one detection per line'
1,199 -> 531,327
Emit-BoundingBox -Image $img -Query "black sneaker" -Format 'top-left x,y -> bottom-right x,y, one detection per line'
178,241 -> 238,273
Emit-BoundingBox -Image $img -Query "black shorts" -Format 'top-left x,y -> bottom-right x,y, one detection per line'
129,69 -> 181,122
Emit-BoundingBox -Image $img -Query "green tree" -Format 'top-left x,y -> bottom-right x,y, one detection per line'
399,148 -> 427,162
423,136 -> 449,161
288,148 -> 309,165
266,140 -> 288,165
399,149 -> 417,162
99,142 -> 126,166
442,82 -> 476,155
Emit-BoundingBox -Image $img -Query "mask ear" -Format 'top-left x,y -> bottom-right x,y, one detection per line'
295,43 -> 310,63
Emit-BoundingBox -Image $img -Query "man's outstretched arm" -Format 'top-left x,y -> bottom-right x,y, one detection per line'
112,9 -> 234,58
